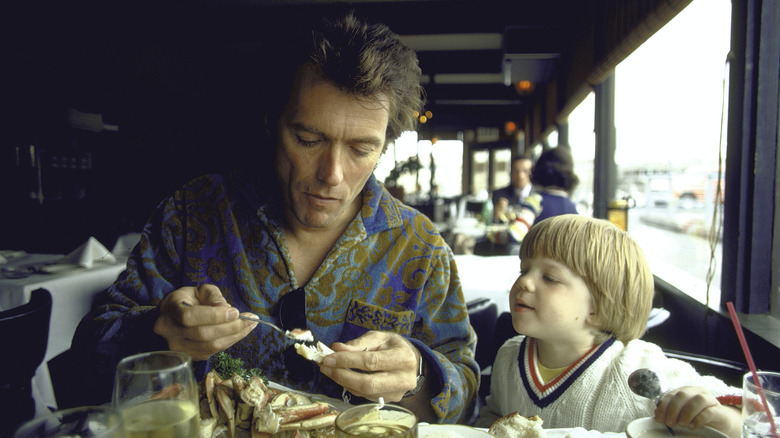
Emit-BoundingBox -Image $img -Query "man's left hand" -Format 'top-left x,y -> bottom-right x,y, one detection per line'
318,330 -> 420,402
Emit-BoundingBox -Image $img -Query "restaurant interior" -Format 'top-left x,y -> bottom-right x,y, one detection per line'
2,0 -> 779,431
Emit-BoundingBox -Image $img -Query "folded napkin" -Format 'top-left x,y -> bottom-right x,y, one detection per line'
61,236 -> 117,269
111,232 -> 142,258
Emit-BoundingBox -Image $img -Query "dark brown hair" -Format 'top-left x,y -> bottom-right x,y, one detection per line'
531,146 -> 580,192
266,12 -> 424,147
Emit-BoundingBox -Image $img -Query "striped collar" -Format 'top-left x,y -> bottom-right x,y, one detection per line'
519,336 -> 616,408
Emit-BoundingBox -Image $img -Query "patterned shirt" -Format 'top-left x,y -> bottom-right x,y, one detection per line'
73,172 -> 478,423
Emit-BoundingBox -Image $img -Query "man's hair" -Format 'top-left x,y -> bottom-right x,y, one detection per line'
267,12 -> 424,147
531,146 -> 579,192
512,156 -> 533,166
519,214 -> 654,343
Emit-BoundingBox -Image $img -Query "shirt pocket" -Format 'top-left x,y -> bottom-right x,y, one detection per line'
345,299 -> 414,335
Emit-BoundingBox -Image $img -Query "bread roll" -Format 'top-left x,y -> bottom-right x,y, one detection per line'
488,412 -> 546,438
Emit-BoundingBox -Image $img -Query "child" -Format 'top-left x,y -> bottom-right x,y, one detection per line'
475,215 -> 742,437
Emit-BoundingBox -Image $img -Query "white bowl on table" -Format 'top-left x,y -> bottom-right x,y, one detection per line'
626,417 -> 728,438
419,424 -> 492,437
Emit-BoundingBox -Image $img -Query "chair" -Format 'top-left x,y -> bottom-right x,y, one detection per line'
466,298 -> 498,424
466,298 -> 499,371
0,288 -> 52,437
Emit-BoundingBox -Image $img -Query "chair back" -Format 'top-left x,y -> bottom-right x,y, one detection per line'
466,298 -> 499,370
0,288 -> 52,437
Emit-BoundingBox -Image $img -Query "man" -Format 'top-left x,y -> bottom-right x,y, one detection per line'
492,156 -> 533,223
70,13 -> 477,423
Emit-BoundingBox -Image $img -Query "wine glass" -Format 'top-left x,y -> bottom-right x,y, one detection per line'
112,351 -> 199,438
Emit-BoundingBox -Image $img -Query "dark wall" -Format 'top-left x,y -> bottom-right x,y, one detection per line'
2,0 -> 281,253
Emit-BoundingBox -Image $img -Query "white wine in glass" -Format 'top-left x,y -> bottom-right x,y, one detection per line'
113,351 -> 199,438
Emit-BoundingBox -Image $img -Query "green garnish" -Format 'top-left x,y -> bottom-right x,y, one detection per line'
212,351 -> 268,383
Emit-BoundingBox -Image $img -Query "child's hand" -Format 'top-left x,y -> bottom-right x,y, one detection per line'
655,386 -> 742,438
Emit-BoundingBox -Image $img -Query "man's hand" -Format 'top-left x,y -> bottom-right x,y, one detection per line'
494,197 -> 509,222
153,284 -> 258,361
318,331 -> 420,402
655,386 -> 742,438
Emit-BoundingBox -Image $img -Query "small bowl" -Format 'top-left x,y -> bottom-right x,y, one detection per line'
626,417 -> 728,438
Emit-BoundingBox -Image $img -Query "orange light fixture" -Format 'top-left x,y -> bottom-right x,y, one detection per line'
514,80 -> 534,94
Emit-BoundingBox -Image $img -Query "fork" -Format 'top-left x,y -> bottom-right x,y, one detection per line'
180,302 -> 315,345
241,316 -> 318,346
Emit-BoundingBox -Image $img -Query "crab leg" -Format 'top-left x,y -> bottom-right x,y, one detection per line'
278,411 -> 337,431
276,402 -> 331,424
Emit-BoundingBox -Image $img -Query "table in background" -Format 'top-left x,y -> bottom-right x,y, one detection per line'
0,253 -> 127,411
454,254 -> 519,314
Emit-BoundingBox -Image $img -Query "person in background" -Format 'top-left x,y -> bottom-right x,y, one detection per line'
530,146 -> 579,222
492,156 -> 533,224
70,12 -> 477,424
476,215 -> 741,437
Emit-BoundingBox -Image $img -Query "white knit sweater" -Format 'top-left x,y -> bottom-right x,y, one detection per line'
475,335 -> 740,432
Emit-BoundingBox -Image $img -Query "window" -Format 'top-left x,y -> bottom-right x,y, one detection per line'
471,150 -> 489,197
375,132 -> 464,201
431,140 -> 464,198
613,0 -> 730,307
568,93 -> 597,218
567,0 -> 731,308
492,148 -> 512,191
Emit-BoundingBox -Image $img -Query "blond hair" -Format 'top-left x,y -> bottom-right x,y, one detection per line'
519,215 -> 654,343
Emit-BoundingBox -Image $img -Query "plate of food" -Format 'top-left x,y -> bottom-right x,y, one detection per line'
199,352 -> 348,438
419,424 -> 493,437
626,417 -> 728,438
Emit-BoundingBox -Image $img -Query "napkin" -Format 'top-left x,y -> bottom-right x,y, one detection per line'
111,232 -> 142,258
61,236 -> 117,269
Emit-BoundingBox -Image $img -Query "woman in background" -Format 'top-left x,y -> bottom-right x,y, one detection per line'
530,146 -> 579,222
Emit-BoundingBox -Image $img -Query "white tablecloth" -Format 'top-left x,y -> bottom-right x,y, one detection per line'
0,253 -> 127,410
454,254 -> 520,315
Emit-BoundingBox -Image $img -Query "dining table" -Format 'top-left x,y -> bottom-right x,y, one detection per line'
454,253 -> 519,315
418,423 -> 628,437
0,250 -> 128,412
234,379 -> 632,438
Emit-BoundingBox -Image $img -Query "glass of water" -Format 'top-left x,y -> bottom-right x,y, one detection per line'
113,351 -> 199,438
742,371 -> 780,438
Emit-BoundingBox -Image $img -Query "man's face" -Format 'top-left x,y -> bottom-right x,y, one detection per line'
510,158 -> 533,190
275,68 -> 389,231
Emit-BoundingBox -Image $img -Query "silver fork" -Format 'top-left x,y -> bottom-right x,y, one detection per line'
180,302 -> 315,345
240,316 -> 318,346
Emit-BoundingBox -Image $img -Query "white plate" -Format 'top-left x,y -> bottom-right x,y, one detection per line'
626,417 -> 728,438
39,263 -> 83,274
419,424 -> 492,437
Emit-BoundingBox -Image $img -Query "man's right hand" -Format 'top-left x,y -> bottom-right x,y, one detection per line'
494,197 -> 510,222
153,284 -> 258,360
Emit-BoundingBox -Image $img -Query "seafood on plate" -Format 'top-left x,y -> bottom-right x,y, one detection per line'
198,370 -> 338,438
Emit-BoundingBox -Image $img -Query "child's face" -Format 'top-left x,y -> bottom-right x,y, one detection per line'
509,256 -> 599,346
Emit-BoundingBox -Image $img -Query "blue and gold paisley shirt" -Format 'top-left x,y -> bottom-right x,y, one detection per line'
75,172 -> 478,423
